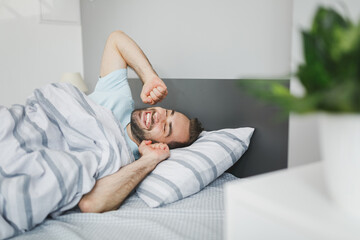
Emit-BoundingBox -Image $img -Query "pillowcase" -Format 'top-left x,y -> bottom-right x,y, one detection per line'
136,127 -> 255,207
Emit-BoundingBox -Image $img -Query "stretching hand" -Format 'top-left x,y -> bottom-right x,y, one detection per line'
138,140 -> 170,164
140,76 -> 168,105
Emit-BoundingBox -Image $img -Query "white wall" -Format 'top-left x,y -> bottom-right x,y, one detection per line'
83,0 -> 322,167
80,0 -> 292,91
0,0 -> 83,107
288,0 -> 360,167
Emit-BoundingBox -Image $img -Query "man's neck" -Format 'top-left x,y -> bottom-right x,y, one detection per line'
126,124 -> 140,146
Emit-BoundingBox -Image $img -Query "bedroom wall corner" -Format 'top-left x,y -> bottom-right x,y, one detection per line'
0,0 -> 84,107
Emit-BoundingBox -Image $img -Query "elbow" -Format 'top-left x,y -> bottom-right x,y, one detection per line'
112,30 -> 124,35
78,197 -> 101,213
107,30 -> 126,47
108,30 -> 125,40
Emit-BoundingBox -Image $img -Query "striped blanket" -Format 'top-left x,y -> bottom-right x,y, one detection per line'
0,83 -> 134,239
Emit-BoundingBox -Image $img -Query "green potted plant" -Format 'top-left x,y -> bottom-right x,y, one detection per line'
243,6 -> 360,215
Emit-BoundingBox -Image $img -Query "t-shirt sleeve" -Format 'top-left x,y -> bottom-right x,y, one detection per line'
88,69 -> 134,129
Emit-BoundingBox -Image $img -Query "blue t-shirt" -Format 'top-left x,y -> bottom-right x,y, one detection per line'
88,69 -> 140,159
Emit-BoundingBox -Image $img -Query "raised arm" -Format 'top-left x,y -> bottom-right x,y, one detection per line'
100,30 -> 168,104
78,141 -> 170,213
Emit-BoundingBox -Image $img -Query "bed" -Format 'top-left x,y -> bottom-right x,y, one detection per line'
12,173 -> 236,240
8,79 -> 289,239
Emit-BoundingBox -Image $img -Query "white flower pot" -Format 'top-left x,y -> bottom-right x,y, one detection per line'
319,113 -> 360,216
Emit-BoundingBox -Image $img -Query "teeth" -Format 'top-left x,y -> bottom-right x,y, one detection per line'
146,113 -> 150,127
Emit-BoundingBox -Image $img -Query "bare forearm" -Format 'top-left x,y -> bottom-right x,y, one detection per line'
99,30 -> 168,105
110,30 -> 157,83
78,156 -> 157,213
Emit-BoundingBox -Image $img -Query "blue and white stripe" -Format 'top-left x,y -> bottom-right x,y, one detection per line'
136,127 -> 254,207
0,83 -> 133,239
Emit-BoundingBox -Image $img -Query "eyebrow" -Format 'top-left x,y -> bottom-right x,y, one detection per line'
165,110 -> 175,137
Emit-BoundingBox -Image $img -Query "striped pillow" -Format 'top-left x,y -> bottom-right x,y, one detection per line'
136,127 -> 255,207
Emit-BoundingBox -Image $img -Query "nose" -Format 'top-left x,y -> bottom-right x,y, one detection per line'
154,109 -> 166,124
158,109 -> 167,124
161,109 -> 167,123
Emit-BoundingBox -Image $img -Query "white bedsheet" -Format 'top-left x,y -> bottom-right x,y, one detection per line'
12,173 -> 238,240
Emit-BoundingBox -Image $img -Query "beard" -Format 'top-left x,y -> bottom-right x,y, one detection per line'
130,109 -> 147,144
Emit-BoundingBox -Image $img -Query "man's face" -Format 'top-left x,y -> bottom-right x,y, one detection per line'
130,107 -> 190,145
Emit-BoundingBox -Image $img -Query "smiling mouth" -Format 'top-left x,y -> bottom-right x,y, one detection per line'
142,111 -> 153,129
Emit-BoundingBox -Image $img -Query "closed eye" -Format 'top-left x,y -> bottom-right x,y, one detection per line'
166,122 -> 172,137
164,110 -> 168,132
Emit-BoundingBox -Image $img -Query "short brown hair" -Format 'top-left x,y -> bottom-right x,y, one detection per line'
167,118 -> 204,149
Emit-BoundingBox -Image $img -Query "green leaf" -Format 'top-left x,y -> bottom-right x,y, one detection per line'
331,24 -> 358,60
296,61 -> 333,92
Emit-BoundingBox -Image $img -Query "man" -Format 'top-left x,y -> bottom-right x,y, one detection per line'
0,30 -> 202,239
78,30 -> 203,213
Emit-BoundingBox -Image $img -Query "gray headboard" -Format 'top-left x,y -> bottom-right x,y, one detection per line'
129,79 -> 289,178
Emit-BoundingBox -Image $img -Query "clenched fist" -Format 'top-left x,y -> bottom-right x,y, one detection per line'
138,140 -> 170,164
140,76 -> 168,105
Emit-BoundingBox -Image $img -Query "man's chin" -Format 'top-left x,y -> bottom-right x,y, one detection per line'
130,110 -> 147,144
